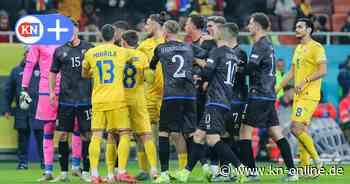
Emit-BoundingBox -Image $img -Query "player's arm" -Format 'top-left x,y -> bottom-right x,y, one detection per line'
305,62 -> 327,82
276,65 -> 295,93
306,45 -> 328,82
22,45 -> 40,91
81,51 -> 92,78
49,49 -> 61,106
201,52 -> 218,81
239,47 -> 262,75
296,46 -> 327,94
3,67 -> 17,118
146,46 -> 160,84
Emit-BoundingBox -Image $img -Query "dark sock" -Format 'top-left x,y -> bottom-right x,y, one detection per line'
58,141 -> 69,172
199,145 -> 208,165
276,138 -> 295,170
186,137 -> 206,171
238,139 -> 256,170
231,139 -> 240,158
209,146 -> 219,166
213,140 -> 241,168
159,136 -> 170,172
82,140 -> 90,172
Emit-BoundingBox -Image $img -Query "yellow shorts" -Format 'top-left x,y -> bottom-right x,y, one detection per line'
146,96 -> 162,124
92,107 -> 130,132
127,98 -> 152,134
291,98 -> 319,124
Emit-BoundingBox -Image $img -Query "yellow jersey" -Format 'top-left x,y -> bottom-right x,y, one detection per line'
82,43 -> 130,111
123,48 -> 149,101
292,39 -> 327,101
137,36 -> 165,97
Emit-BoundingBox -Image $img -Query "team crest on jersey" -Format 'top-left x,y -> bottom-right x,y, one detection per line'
63,52 -> 67,57
81,49 -> 86,54
34,70 -> 40,76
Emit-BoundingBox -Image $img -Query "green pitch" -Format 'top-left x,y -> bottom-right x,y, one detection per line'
0,162 -> 348,184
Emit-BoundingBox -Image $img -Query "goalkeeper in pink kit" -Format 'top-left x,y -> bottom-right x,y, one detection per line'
21,45 -> 82,181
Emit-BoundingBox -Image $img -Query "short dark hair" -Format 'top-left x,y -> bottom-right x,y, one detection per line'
297,18 -> 314,35
149,11 -> 168,25
121,30 -> 139,47
208,16 -> 226,25
189,14 -> 206,30
224,22 -> 239,37
113,20 -> 129,31
101,24 -> 115,41
250,12 -> 270,30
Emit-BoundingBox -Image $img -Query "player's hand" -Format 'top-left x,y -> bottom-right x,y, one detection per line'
4,112 -> 11,119
202,82 -> 209,91
49,92 -> 55,107
295,80 -> 306,95
195,59 -> 207,68
19,91 -> 32,110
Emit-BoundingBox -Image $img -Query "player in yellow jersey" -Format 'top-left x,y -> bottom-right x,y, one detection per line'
276,18 -> 327,175
82,24 -> 136,183
120,30 -> 158,180
138,13 -> 165,127
137,12 -> 189,176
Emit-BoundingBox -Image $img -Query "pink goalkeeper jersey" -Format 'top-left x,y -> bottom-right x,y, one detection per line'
22,45 -> 61,93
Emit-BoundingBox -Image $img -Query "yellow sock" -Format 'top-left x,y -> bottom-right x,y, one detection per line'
144,139 -> 157,169
89,135 -> 102,174
106,143 -> 116,175
178,153 -> 188,169
299,143 -> 310,167
118,134 -> 130,171
137,152 -> 148,172
297,132 -> 319,161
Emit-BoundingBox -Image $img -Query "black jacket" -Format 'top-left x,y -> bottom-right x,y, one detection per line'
3,60 -> 41,129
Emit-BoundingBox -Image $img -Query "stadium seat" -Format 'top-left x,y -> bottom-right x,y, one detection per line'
333,0 -> 350,14
311,0 -> 332,14
278,35 -> 299,45
332,13 -> 347,31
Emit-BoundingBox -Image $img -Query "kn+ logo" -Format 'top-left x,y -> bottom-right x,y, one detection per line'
15,14 -> 74,45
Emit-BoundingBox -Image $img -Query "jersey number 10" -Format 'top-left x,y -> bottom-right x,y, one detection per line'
96,60 -> 115,84
225,61 -> 236,86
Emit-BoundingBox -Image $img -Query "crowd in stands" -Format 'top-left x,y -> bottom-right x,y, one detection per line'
0,0 -> 350,44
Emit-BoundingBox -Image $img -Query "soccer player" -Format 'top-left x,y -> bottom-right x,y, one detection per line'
239,13 -> 297,181
113,20 -> 129,46
210,22 -> 248,182
49,20 -> 94,182
228,22 -> 248,155
184,14 -> 221,177
21,44 -> 59,181
174,23 -> 246,183
136,13 -> 167,179
120,30 -> 158,180
149,20 -> 206,183
276,18 -> 327,174
82,24 -> 133,183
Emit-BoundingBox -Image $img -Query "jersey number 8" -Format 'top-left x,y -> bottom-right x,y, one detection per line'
96,60 -> 115,84
123,64 -> 137,88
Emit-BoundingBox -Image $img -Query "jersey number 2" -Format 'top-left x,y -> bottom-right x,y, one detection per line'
172,55 -> 186,78
96,60 -> 115,84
